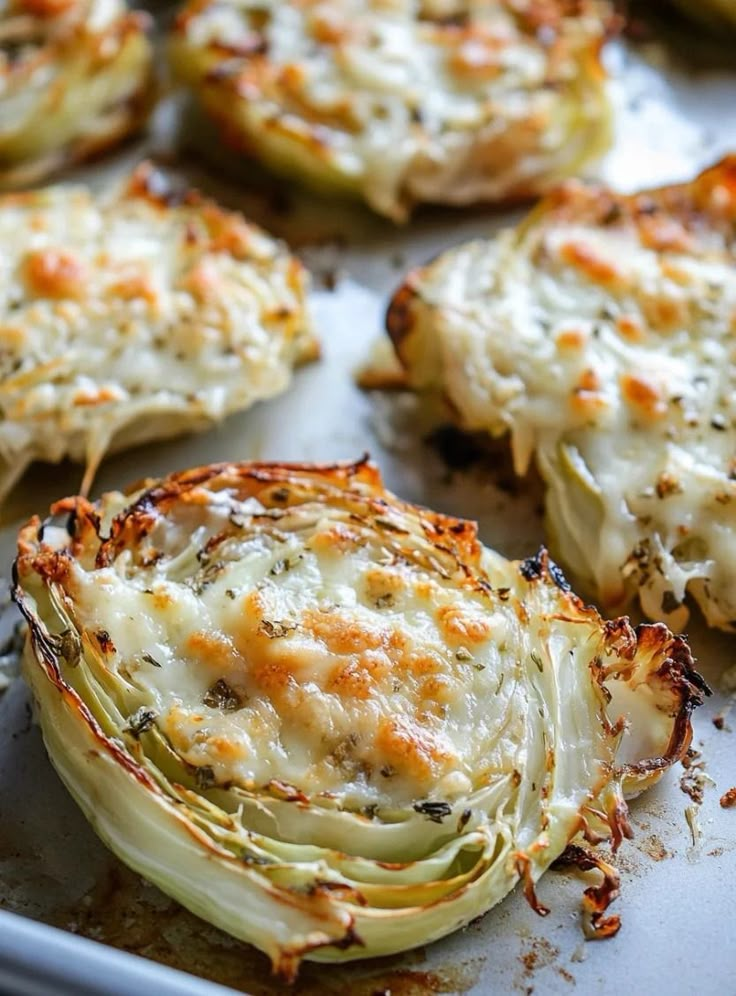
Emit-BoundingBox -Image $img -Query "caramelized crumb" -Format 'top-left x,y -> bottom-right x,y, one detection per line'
719,787 -> 736,809
24,249 -> 86,299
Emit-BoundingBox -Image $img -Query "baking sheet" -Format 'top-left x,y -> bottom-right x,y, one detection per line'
0,21 -> 736,996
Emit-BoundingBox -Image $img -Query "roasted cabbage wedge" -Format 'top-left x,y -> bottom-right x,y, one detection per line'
15,459 -> 705,975
0,163 -> 316,502
386,157 -> 736,631
0,0 -> 153,187
169,0 -> 613,222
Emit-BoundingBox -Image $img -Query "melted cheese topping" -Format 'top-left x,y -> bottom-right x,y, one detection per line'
0,164 -> 315,498
16,461 -> 702,966
0,0 -> 152,182
393,159 -> 736,629
172,0 -> 611,219
30,467 -> 627,812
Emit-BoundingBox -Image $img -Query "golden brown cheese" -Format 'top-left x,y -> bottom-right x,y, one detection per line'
170,0 -> 613,221
0,163 -> 317,502
385,157 -> 736,631
15,459 -> 705,973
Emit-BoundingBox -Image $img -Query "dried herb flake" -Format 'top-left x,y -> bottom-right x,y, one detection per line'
203,678 -> 243,711
457,808 -> 472,832
260,619 -> 296,638
195,765 -> 216,790
58,629 -> 81,668
413,801 -> 452,824
125,707 -> 156,738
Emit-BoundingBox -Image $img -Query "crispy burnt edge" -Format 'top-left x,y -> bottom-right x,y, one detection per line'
22,468 -> 708,797
383,251 -> 454,391
122,158 -> 215,212
89,455 -> 484,573
121,158 -> 309,270
0,10 -> 155,188
519,547 -> 708,778
517,153 -> 736,242
386,272 -> 421,368
552,843 -> 622,939
386,155 -> 736,366
13,454 -> 485,597
12,470 -> 526,970
515,547 -> 708,936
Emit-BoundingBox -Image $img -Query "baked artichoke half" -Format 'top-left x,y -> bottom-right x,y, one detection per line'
0,0 -> 153,187
386,157 -> 736,632
169,0 -> 613,221
15,459 -> 705,975
0,163 -> 316,502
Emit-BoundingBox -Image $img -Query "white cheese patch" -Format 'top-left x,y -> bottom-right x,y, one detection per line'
53,480 -> 612,811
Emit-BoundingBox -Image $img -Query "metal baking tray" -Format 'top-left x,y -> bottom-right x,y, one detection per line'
1,16 -> 735,995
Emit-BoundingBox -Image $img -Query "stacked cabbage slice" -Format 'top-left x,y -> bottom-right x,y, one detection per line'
15,460 -> 705,975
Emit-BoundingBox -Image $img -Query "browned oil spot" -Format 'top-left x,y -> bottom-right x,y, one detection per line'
631,818 -> 651,831
45,860 -> 483,994
515,933 -> 580,990
519,937 -> 563,979
610,849 -> 638,875
638,834 -> 670,862
361,962 -> 483,996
